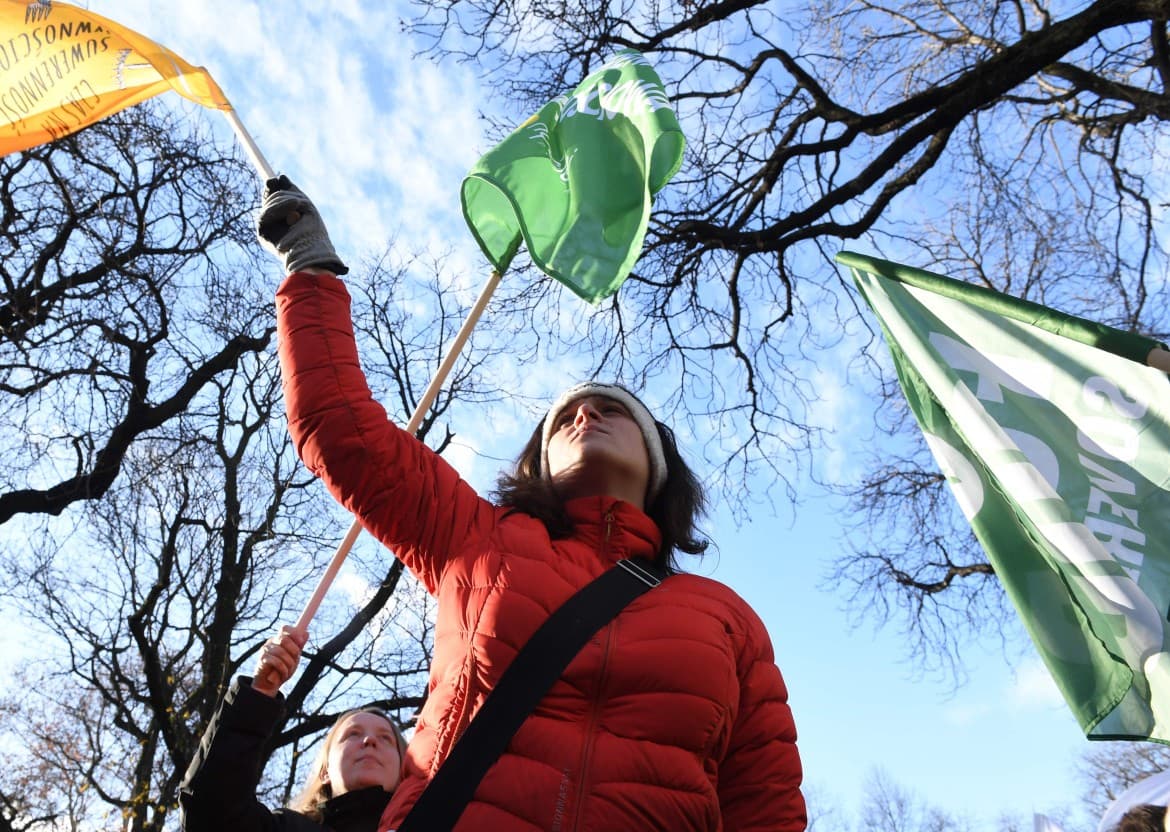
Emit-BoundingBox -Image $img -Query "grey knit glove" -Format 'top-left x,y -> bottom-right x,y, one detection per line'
256,175 -> 349,275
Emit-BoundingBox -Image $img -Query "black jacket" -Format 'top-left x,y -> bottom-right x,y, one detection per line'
180,677 -> 391,832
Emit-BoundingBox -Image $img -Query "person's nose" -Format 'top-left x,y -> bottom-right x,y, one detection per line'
362,734 -> 376,747
574,401 -> 601,426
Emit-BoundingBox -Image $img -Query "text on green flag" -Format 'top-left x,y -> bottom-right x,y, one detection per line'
838,250 -> 1170,742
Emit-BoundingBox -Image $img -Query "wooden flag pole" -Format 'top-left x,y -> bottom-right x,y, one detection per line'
294,269 -> 504,631
1148,347 -> 1170,374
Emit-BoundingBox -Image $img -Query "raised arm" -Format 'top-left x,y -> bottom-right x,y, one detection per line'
259,177 -> 498,592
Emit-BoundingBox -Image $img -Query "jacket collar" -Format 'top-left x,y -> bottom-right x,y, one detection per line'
563,496 -> 662,565
319,785 -> 392,832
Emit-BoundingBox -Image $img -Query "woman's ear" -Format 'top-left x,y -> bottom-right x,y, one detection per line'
319,766 -> 330,785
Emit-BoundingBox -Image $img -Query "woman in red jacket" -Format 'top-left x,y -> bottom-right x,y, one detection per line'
260,177 -> 807,832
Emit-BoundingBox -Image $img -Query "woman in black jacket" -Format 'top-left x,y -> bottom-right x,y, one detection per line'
180,626 -> 407,832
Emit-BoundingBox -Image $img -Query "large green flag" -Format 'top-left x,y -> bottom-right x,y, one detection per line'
461,50 -> 685,303
838,250 -> 1170,742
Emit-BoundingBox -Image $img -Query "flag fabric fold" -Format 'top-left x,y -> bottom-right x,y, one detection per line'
838,250 -> 1170,742
0,0 -> 230,156
461,49 -> 685,303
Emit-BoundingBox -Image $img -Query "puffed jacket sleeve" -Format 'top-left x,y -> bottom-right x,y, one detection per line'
718,608 -> 807,831
179,677 -> 286,832
276,272 -> 498,592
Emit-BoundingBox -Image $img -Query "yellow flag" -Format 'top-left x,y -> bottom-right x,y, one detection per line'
0,0 -> 231,155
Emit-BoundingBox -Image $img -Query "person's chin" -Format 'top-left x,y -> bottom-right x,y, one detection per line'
347,773 -> 386,791
552,462 -> 609,488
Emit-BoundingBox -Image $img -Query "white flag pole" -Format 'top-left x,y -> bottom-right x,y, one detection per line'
294,269 -> 504,631
221,108 -> 276,180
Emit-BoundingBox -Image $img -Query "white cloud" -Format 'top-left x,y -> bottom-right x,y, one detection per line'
941,700 -> 991,726
442,438 -> 483,489
1006,657 -> 1065,710
940,656 -> 1065,730
334,569 -> 377,609
86,0 -> 487,269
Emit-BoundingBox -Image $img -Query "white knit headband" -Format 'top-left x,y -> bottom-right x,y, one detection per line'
540,382 -> 668,504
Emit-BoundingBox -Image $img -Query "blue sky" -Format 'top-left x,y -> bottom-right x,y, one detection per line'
72,1 -> 1103,828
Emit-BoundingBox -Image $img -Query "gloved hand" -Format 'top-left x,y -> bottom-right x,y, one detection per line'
256,175 -> 349,275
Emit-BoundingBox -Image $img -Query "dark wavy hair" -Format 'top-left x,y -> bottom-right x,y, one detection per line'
1117,804 -> 1167,832
492,389 -> 708,569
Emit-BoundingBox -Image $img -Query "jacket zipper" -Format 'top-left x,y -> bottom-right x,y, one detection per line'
568,619 -> 614,831
566,508 -> 617,831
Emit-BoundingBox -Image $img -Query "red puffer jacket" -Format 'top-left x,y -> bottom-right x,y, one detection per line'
277,272 -> 806,831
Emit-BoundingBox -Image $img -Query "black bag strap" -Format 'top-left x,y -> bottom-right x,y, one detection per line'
397,557 -> 668,832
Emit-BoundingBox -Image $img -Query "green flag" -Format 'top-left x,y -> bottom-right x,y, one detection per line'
461,50 -> 685,303
838,250 -> 1170,742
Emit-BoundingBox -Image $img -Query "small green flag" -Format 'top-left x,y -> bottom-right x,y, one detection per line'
838,250 -> 1170,742
461,50 -> 685,303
